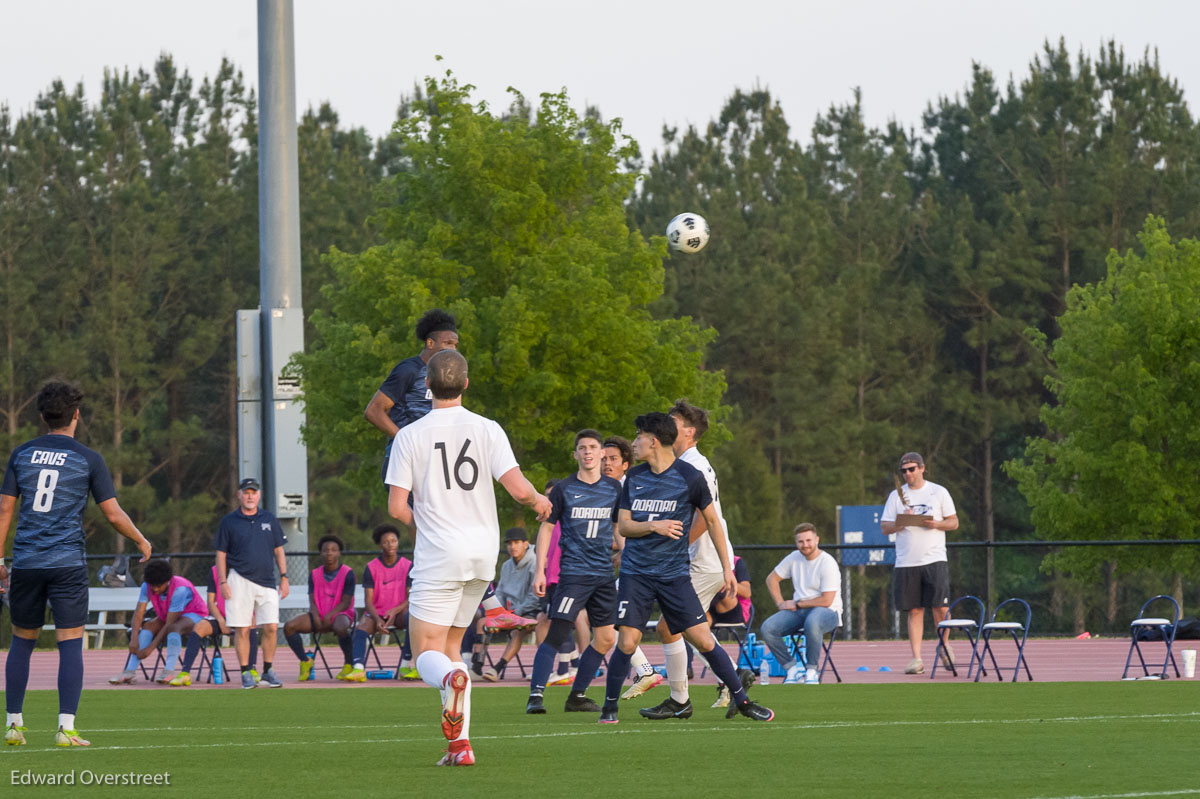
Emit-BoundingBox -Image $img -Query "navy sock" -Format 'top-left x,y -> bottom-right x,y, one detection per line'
5,636 -> 36,714
352,630 -> 368,665
338,633 -> 353,665
684,640 -> 695,671
571,645 -> 606,694
284,631 -> 308,661
529,642 -> 556,695
604,648 -> 633,710
400,631 -> 412,662
57,638 -> 84,715
248,629 -> 259,669
179,633 -> 204,673
699,645 -> 747,706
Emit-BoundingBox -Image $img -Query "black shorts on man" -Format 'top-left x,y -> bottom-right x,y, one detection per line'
548,576 -> 618,627
892,562 -> 951,610
616,573 -> 708,634
8,566 -> 89,629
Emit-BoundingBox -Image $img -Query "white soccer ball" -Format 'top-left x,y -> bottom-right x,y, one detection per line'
666,213 -> 710,254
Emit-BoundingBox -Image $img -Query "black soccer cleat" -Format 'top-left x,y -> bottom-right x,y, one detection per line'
639,697 -> 693,720
564,692 -> 600,713
525,694 -> 546,715
735,699 -> 775,722
599,706 -> 619,724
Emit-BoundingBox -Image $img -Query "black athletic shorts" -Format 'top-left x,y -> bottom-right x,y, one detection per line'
538,582 -> 557,615
616,573 -> 707,635
8,566 -> 89,630
892,562 -> 951,611
548,576 -> 618,627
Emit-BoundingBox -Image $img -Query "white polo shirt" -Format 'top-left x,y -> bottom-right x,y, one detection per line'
773,549 -> 843,626
880,480 -> 957,567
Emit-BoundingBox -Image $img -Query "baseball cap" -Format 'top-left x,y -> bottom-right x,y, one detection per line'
899,452 -> 924,468
239,477 -> 261,491
504,528 -> 528,543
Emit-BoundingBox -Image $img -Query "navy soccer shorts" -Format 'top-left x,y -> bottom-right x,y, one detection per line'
616,573 -> 708,635
8,566 -> 89,630
548,576 -> 618,627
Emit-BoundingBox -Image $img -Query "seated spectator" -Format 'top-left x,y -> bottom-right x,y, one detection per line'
109,559 -> 209,685
283,535 -> 356,681
348,524 -> 414,681
482,528 -> 539,681
168,565 -> 260,686
706,554 -> 753,707
761,523 -> 842,685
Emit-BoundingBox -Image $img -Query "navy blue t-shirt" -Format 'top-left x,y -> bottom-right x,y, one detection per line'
212,508 -> 286,588
618,459 -> 712,579
378,355 -> 432,433
1,434 -> 117,569
548,474 -> 622,579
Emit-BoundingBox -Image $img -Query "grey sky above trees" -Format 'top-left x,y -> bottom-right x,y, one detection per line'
4,0 -> 1198,157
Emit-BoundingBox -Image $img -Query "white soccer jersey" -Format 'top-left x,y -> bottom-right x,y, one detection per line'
385,405 -> 519,582
880,480 -> 957,567
678,446 -> 735,575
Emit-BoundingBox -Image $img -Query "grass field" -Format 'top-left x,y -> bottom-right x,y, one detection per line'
3,682 -> 1198,798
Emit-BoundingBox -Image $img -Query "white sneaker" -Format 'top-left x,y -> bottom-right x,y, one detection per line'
804,668 -> 820,685
711,684 -> 731,708
782,664 -> 805,684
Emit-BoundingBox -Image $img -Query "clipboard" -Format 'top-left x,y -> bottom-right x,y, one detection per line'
896,513 -> 933,527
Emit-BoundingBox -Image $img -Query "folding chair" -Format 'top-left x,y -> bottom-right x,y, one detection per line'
362,627 -> 410,678
1122,594 -> 1181,680
308,632 -> 336,679
701,606 -> 755,679
481,630 -> 529,678
140,629 -> 220,683
975,598 -> 1033,682
788,625 -> 843,683
930,595 -> 986,680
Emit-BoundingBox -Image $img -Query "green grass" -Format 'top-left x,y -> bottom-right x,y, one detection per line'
3,682 -> 1198,798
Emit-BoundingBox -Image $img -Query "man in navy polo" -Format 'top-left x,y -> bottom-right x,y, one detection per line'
214,478 -> 289,689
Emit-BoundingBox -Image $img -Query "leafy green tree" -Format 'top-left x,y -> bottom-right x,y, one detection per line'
1008,218 -> 1200,597
296,71 -> 726,511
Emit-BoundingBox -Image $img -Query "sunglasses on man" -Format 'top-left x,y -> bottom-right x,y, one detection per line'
900,465 -> 920,473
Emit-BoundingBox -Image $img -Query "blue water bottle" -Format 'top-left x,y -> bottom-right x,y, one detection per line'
212,651 -> 225,684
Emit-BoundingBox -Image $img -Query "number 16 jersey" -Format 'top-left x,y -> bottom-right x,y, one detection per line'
385,405 -> 519,582
1,433 -> 116,569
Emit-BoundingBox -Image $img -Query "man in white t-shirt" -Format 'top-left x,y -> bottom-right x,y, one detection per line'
879,451 -> 958,675
385,350 -> 551,767
761,524 -> 842,685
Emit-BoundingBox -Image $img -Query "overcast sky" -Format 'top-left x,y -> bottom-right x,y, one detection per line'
4,1 -> 1198,155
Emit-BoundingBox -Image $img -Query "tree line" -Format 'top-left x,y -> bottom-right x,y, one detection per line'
3,40 -> 1198,633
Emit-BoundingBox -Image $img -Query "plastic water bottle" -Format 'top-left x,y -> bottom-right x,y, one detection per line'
212,652 -> 224,685
759,658 -> 771,686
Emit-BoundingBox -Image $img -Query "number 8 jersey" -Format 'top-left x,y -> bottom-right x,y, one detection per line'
1,434 -> 117,569
384,405 -> 519,582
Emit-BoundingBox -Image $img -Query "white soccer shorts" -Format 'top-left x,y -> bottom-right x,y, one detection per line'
690,569 -> 727,610
409,578 -> 490,628
224,569 -> 280,627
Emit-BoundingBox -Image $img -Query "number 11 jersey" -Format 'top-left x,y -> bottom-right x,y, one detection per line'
385,405 -> 519,582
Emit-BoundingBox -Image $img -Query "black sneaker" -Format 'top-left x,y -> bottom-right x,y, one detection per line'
564,692 -> 600,712
599,706 -> 619,724
525,694 -> 546,715
639,697 -> 693,720
735,699 -> 775,722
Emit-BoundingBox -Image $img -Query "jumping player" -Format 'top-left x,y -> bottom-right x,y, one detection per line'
386,350 -> 551,766
1,381 -> 153,747
599,412 -> 772,724
526,430 -> 622,714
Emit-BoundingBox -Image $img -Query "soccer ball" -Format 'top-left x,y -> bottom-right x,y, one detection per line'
666,213 -> 710,254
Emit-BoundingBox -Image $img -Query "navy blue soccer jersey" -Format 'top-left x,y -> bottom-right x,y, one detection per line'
547,474 -> 622,579
618,459 -> 712,579
1,434 -> 117,569
378,355 -> 432,432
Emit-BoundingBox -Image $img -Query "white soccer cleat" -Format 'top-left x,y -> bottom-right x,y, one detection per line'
621,671 -> 662,699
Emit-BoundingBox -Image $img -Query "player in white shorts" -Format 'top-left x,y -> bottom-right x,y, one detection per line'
385,350 -> 550,767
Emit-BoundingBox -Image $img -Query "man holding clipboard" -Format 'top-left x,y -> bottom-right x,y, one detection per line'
880,452 -> 958,675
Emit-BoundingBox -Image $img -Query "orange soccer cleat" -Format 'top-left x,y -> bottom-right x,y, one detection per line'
441,668 -> 469,741
482,607 -> 537,632
436,739 -> 475,766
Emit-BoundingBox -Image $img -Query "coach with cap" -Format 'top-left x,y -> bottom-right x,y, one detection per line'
880,452 -> 958,675
214,478 -> 290,689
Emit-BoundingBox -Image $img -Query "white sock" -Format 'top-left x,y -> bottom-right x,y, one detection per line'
663,639 -> 689,703
450,660 -> 472,742
416,650 -> 453,691
353,661 -> 363,669
7,713 -> 23,727
481,594 -> 502,612
58,714 -> 75,732
630,648 -> 655,677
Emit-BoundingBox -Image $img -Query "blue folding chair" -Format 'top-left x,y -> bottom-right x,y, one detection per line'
788,625 -> 842,683
975,598 -> 1033,682
931,595 -> 986,680
1122,594 -> 1181,680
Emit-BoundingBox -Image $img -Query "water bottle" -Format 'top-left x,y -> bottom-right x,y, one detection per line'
759,657 -> 771,686
212,651 -> 224,685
